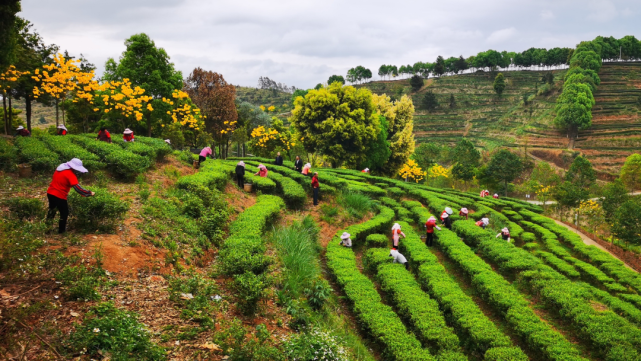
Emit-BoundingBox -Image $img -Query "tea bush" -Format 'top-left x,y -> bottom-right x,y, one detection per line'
15,136 -> 59,172
68,187 -> 129,232
234,271 -> 269,315
69,136 -> 151,178
66,302 -> 165,360
5,197 -> 45,220
55,265 -> 103,301
0,137 -> 17,171
37,134 -> 105,171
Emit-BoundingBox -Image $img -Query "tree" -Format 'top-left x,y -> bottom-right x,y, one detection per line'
553,181 -> 585,210
184,68 -> 237,158
361,115 -> 391,173
554,82 -> 595,138
314,83 -> 323,90
493,73 -> 506,98
449,94 -> 456,109
602,179 -> 629,222
455,56 -> 468,74
249,118 -> 295,158
371,94 -> 416,174
433,56 -> 445,77
612,199 -> 641,248
103,33 -> 183,136
11,17 -> 57,132
235,101 -> 271,156
291,89 -> 308,105
289,82 -> 379,167
412,142 -> 441,170
569,50 -> 602,72
565,155 -> 596,190
422,91 -> 438,112
620,153 -> 641,191
487,149 -> 523,196
409,75 -> 423,91
327,74 -> 345,85
0,1 -> 21,69
452,139 -> 480,167
530,161 -> 560,187
452,163 -> 475,187
398,159 -> 426,183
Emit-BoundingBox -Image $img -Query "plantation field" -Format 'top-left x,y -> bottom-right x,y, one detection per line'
2,138 -> 641,360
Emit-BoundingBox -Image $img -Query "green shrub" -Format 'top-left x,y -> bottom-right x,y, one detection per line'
135,136 -> 172,159
484,347 -> 529,361
37,134 -> 105,171
214,319 -> 283,361
522,243 -> 539,251
168,271 -> 217,324
265,170 -> 306,209
521,232 -> 536,243
15,136 -> 59,172
0,137 -> 17,171
339,191 -> 376,219
68,187 -> 129,232
177,150 -> 194,165
234,271 -> 268,315
67,302 -> 165,360
55,265 -> 103,301
304,278 -> 331,311
366,233 -> 389,248
284,327 -> 349,361
5,197 -> 45,220
69,136 -> 151,178
387,187 -> 404,199
123,142 -> 157,161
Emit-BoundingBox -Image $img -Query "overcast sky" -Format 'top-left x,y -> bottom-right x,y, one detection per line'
20,0 -> 640,89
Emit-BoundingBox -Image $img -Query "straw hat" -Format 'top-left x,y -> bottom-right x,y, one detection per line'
123,128 -> 133,134
340,232 -> 350,240
57,158 -> 88,173
502,228 -> 509,233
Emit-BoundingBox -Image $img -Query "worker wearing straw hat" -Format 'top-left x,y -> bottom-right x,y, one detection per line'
235,161 -> 246,188
123,128 -> 135,142
459,208 -> 469,220
15,126 -> 30,137
390,248 -> 409,270
424,216 -> 442,247
254,164 -> 268,177
46,158 -> 95,234
339,232 -> 352,247
476,217 -> 490,229
57,124 -> 67,136
496,227 -> 511,243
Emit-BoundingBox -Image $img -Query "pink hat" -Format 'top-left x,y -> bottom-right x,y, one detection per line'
502,228 -> 509,233
123,128 -> 133,134
341,232 -> 350,240
460,208 -> 468,214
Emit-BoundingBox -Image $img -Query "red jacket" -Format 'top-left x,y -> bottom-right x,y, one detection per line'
425,219 -> 436,233
311,175 -> 319,188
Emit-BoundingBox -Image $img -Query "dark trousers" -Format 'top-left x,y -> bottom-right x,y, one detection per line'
313,187 -> 319,205
426,232 -> 434,246
237,175 -> 244,188
403,262 -> 409,270
47,194 -> 69,233
198,155 -> 206,165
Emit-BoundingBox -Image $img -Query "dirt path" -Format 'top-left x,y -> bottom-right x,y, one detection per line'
550,219 -> 634,270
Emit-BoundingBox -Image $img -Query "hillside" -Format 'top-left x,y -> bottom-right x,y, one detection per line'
359,62 -> 641,176
234,86 -> 294,113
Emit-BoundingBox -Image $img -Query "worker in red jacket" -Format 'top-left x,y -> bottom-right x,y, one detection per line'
15,126 -> 30,137
123,128 -> 135,142
57,125 -> 67,135
46,158 -> 95,234
424,216 -> 442,247
311,172 -> 320,206
496,228 -> 511,243
97,127 -> 111,143
459,208 -> 469,220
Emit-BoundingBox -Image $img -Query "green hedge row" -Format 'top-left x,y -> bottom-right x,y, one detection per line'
218,195 -> 285,276
227,155 -> 295,168
37,134 -> 105,171
364,245 -> 467,359
394,214 -> 526,360
69,135 -> 151,178
135,136 -> 172,159
534,251 -> 581,278
365,234 -> 389,248
15,136 -> 60,172
451,220 -> 641,360
519,210 -> 641,294
240,159 -> 337,197
433,220 -> 586,361
262,171 -> 305,209
326,207 -> 433,360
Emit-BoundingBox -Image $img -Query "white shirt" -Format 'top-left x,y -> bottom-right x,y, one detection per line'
390,249 -> 407,264
340,238 -> 352,247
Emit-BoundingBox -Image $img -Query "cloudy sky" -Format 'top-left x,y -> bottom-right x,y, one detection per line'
20,0 -> 640,89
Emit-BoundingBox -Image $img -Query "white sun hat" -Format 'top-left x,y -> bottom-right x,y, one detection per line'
442,213 -> 449,218
445,207 -> 453,215
391,223 -> 401,231
238,161 -> 245,167
123,128 -> 133,134
57,124 -> 67,130
460,208 -> 468,214
502,227 -> 509,233
341,232 -> 350,240
57,158 -> 88,173
164,139 -> 171,144
364,168 -> 369,171
16,126 -> 24,130
482,218 -> 489,226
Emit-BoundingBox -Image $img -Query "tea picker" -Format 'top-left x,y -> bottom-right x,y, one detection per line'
339,232 -> 352,247
15,126 -> 30,137
311,172 -> 320,206
476,217 -> 489,229
123,128 -> 135,142
424,216 -> 441,247
57,125 -> 67,135
199,146 -> 213,166
459,208 -> 468,220
496,227 -> 511,243
390,248 -> 409,270
97,127 -> 112,143
254,164 -> 268,177
392,223 -> 406,248
46,158 -> 95,234
235,161 -> 246,188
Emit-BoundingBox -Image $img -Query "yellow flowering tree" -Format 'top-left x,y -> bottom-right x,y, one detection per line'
161,90 -> 208,147
536,185 -> 552,209
578,199 -> 603,236
398,159 -> 426,183
1,65 -> 30,134
91,79 -> 152,129
249,118 -> 295,158
31,53 -> 96,126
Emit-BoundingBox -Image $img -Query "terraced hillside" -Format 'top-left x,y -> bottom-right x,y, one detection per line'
573,62 -> 641,174
359,70 -> 568,150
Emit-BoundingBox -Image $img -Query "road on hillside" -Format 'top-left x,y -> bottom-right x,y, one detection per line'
524,191 -> 641,205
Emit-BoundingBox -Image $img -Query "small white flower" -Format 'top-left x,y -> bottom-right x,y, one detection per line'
93,328 -> 100,333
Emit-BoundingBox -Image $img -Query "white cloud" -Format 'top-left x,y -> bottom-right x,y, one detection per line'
17,0 -> 641,88
587,0 -> 618,22
486,28 -> 517,44
540,10 -> 555,20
